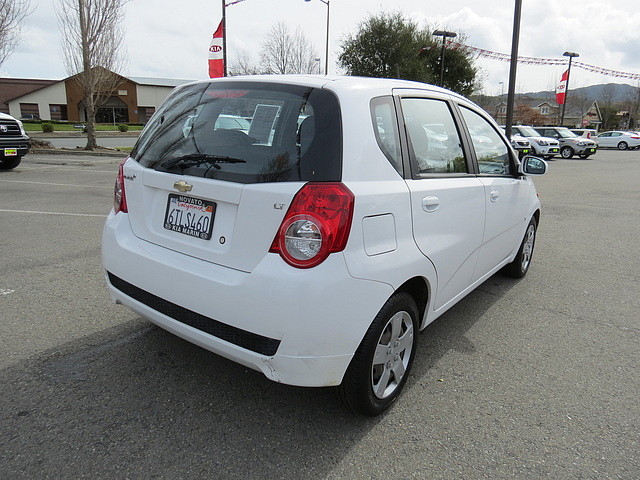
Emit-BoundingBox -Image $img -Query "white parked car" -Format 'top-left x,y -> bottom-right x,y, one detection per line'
102,76 -> 546,416
510,125 -> 560,160
499,127 -> 532,159
595,131 -> 640,150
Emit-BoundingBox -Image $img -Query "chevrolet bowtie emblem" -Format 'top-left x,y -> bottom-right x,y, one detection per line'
173,180 -> 193,192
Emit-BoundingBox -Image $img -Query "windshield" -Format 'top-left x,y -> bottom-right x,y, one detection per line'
132,81 -> 342,184
557,129 -> 578,138
516,126 -> 540,137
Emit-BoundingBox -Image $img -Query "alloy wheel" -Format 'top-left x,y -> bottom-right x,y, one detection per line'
371,311 -> 414,399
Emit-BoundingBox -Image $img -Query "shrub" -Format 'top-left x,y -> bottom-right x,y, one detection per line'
117,124 -> 129,132
41,122 -> 54,133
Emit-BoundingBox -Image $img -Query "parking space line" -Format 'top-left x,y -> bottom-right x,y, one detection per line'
0,209 -> 106,218
0,179 -> 112,189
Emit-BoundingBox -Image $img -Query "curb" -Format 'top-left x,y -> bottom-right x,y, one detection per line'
30,148 -> 127,158
28,131 -> 141,138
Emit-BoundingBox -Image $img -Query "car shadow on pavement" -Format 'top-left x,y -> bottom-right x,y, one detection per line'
0,274 -> 521,479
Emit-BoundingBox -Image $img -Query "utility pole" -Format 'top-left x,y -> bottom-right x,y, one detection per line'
504,0 -> 522,139
221,0 -> 227,76
560,51 -> 579,126
432,30 -> 457,87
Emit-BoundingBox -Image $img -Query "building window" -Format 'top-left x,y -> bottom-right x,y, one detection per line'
49,104 -> 68,121
20,103 -> 40,118
138,106 -> 156,123
499,105 -> 507,114
540,105 -> 550,115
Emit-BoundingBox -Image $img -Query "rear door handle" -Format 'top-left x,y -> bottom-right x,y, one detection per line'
422,196 -> 440,212
490,190 -> 500,202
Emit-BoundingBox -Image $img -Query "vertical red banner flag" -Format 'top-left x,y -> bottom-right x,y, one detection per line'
208,20 -> 224,78
555,69 -> 568,105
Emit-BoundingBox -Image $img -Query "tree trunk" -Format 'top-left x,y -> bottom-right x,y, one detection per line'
85,93 -> 97,150
78,0 -> 97,150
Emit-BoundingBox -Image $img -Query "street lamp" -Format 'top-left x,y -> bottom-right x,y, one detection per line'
560,51 -> 579,126
432,29 -> 457,87
305,0 -> 330,75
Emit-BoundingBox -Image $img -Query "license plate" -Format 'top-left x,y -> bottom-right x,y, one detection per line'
550,148 -> 559,153
588,148 -> 596,153
4,148 -> 17,156
164,194 -> 216,240
521,149 -> 530,154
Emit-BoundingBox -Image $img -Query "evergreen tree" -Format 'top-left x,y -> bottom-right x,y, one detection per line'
339,12 -> 479,96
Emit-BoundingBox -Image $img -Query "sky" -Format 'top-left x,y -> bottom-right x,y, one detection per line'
2,0 -> 640,95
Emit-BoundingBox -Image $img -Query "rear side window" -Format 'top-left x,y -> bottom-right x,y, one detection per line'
370,96 -> 402,175
132,82 -> 342,184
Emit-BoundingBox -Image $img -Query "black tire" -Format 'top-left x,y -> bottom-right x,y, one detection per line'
503,217 -> 537,278
0,156 -> 22,170
560,146 -> 574,159
543,155 -> 553,160
617,141 -> 628,150
578,154 -> 590,159
338,292 -> 419,416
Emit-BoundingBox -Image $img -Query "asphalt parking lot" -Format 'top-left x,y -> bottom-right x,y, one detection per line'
1,151 -> 638,479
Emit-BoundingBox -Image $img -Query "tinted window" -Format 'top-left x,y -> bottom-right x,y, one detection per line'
400,98 -> 467,175
460,107 -> 512,175
132,82 -> 342,184
370,96 -> 402,175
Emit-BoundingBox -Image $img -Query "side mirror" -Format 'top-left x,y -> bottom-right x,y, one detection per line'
519,155 -> 547,175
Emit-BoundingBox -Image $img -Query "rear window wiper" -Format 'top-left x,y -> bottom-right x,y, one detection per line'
160,154 -> 246,170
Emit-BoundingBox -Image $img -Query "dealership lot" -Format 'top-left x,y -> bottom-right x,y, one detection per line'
1,151 -> 638,478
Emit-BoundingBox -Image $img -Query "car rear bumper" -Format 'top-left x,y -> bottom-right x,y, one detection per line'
102,211 -> 393,387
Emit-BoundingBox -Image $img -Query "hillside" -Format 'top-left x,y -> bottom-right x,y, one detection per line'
521,83 -> 638,103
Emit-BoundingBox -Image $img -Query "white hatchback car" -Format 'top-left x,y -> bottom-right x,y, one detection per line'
102,76 -> 546,416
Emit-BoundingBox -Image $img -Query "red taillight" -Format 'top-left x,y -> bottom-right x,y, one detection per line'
630,136 -> 640,140
114,160 -> 128,213
269,183 -> 354,269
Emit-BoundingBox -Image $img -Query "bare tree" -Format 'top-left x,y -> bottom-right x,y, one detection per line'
259,22 -> 319,74
599,83 -> 619,130
623,83 -> 640,129
568,85 -> 592,121
56,0 -> 128,149
0,0 -> 33,67
228,50 -> 262,76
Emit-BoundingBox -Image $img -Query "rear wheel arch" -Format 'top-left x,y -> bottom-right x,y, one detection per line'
395,277 -> 430,329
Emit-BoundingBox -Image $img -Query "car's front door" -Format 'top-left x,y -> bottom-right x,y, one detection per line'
396,93 -> 485,311
596,132 -> 612,147
458,105 -> 532,281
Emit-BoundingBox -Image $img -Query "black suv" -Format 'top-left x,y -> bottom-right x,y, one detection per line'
0,112 -> 31,170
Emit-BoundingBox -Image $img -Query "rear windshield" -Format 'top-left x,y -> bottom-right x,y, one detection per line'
132,81 -> 342,183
